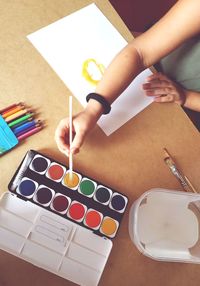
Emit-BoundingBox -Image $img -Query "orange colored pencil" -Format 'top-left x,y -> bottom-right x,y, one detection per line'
2,104 -> 25,118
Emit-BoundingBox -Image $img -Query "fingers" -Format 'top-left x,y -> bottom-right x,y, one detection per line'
143,80 -> 171,90
143,73 -> 172,97
143,72 -> 176,102
143,73 -> 172,91
154,94 -> 174,103
71,129 -> 86,154
55,116 -> 88,157
144,87 -> 173,97
55,118 -> 70,156
145,72 -> 171,82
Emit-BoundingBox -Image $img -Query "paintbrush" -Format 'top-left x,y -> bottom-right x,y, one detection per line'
163,148 -> 197,193
69,95 -> 73,180
9,150 -> 35,191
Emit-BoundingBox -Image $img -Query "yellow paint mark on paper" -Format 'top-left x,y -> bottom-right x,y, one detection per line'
82,59 -> 105,86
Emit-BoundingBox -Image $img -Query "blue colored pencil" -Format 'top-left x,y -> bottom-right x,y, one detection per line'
15,123 -> 41,137
13,120 -> 37,135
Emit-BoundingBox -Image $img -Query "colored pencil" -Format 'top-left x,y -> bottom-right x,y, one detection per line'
13,120 -> 38,135
0,103 -> 22,114
17,126 -> 43,141
5,109 -> 30,123
2,105 -> 20,116
69,95 -> 73,179
10,117 -> 33,129
2,105 -> 25,119
15,124 -> 40,137
8,113 -> 34,128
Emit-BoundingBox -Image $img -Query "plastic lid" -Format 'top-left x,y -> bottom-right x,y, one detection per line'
129,188 -> 200,263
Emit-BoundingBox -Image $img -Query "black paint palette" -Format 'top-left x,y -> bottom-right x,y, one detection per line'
8,150 -> 128,238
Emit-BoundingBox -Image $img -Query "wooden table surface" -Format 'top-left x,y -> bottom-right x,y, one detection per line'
1,0 -> 200,285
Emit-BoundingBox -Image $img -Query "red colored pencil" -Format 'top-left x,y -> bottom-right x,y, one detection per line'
17,125 -> 43,141
0,102 -> 23,114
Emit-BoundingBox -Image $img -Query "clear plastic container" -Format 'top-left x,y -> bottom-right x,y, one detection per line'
129,188 -> 200,263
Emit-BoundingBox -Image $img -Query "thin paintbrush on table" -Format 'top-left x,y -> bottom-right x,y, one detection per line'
163,148 -> 197,193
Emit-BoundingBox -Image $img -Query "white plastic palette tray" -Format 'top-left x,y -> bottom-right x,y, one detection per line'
0,192 -> 112,286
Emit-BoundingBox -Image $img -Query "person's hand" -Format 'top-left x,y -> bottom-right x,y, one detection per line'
55,110 -> 98,157
142,72 -> 186,105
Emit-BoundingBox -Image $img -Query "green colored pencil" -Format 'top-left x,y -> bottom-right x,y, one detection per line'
8,113 -> 34,128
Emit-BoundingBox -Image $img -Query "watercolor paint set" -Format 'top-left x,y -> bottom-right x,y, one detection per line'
0,103 -> 42,155
0,150 -> 128,286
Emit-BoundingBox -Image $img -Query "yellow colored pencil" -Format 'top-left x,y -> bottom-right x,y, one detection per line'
5,109 -> 30,122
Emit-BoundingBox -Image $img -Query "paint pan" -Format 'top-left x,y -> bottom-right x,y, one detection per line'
110,193 -> 128,213
67,201 -> 87,222
100,217 -> 119,238
79,178 -> 97,198
51,193 -> 71,214
94,185 -> 112,205
84,209 -> 103,230
46,163 -> 66,182
33,185 -> 55,207
17,177 -> 38,198
62,171 -> 81,190
30,155 -> 50,174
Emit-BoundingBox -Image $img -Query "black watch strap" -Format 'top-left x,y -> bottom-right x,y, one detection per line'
86,93 -> 111,114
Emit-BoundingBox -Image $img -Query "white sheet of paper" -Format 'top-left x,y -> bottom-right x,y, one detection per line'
27,3 -> 153,136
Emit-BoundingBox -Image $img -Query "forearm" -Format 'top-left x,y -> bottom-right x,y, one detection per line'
95,43 -> 144,104
184,89 -> 200,112
85,42 -> 145,117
